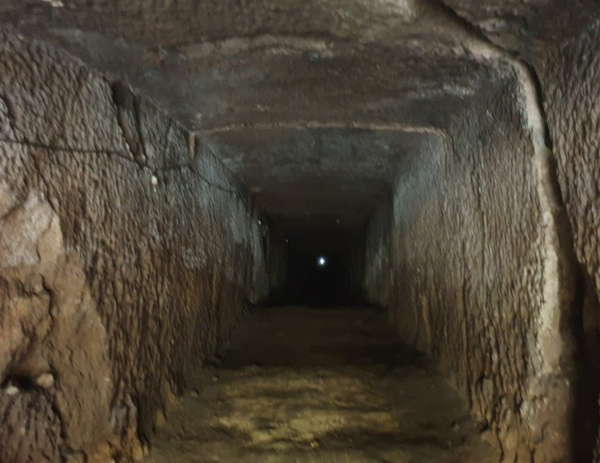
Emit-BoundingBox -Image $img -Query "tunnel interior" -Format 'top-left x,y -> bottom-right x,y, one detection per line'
2,1 -> 600,462
278,220 -> 365,305
205,124 -> 419,306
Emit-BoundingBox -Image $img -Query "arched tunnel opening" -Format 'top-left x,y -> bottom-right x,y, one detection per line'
2,1 -> 600,462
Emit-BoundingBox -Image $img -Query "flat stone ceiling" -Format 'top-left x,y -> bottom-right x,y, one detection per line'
1,0 -> 593,228
200,127 -> 444,224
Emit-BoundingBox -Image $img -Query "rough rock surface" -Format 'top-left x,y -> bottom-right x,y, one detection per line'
532,22 -> 600,461
1,0 -> 600,462
363,75 -> 578,462
430,4 -> 600,460
0,31 -> 273,461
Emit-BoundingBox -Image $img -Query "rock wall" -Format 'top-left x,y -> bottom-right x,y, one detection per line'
533,20 -> 600,461
363,75 -> 578,461
0,31 -> 273,462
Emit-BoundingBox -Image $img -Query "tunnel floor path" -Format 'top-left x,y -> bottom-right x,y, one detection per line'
145,306 -> 500,462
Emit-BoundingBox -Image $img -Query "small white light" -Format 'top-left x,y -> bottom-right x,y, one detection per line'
317,256 -> 327,267
151,175 -> 158,187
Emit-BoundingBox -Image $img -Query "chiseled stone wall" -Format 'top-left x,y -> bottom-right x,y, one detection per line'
0,31 -> 273,462
534,21 -> 600,461
363,76 -> 577,462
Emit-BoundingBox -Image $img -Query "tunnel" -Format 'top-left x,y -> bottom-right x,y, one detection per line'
1,1 -> 600,462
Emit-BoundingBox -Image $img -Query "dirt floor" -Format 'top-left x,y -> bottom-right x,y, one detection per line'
145,306 -> 500,463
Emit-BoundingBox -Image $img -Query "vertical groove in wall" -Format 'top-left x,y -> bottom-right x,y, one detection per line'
521,57 -> 600,462
515,59 -> 586,460
369,2 -> 589,459
457,7 -> 593,454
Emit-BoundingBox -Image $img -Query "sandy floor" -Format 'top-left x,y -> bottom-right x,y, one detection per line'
145,306 -> 500,463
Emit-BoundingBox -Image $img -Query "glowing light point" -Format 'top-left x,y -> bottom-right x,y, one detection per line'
317,256 -> 327,267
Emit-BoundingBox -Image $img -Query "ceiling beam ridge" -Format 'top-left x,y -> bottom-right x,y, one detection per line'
194,121 -> 448,140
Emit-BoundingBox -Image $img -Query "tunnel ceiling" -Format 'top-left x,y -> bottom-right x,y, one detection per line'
203,127 -> 443,224
1,0 -> 594,227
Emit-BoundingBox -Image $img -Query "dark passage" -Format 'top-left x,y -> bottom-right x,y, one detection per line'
282,223 -> 365,305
